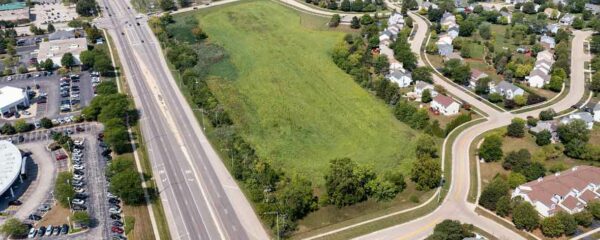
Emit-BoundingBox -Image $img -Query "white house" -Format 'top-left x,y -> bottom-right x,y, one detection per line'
594,102 -> 600,122
387,68 -> 413,88
441,12 -> 456,28
436,35 -> 454,56
431,94 -> 460,115
421,1 -> 439,10
560,14 -> 575,26
379,30 -> 393,46
414,81 -> 438,99
560,112 -> 595,129
388,12 -> 404,26
490,81 -> 525,100
546,23 -> 560,34
0,86 -> 29,117
528,69 -> 551,88
447,25 -> 460,39
540,35 -> 556,50
512,166 -> 600,217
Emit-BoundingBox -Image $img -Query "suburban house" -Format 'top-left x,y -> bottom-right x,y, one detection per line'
436,35 -> 454,56
379,30 -> 393,46
585,3 -> 600,15
529,121 -> 558,143
540,35 -> 556,49
560,112 -> 595,129
527,50 -> 554,88
36,38 -> 88,67
421,1 -> 439,10
546,23 -> 560,34
511,166 -> 600,217
388,12 -> 405,26
490,81 -> 524,100
387,68 -> 413,88
431,94 -> 460,115
447,25 -> 460,39
544,8 -> 560,19
559,14 -> 575,26
379,13 -> 404,46
414,81 -> 438,99
441,12 -> 456,28
594,102 -> 600,122
506,0 -> 527,4
499,11 -> 512,23
469,69 -> 489,89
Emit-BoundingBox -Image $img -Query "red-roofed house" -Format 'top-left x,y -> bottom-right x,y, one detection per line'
431,94 -> 460,116
512,166 -> 600,217
468,69 -> 489,89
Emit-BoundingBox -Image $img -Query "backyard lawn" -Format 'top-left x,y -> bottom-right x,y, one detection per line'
179,0 -> 420,186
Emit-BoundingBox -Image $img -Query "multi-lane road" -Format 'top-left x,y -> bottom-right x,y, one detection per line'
94,1 -> 268,240
93,0 -> 592,239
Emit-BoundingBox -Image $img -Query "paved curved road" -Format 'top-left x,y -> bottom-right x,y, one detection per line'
353,5 -> 591,240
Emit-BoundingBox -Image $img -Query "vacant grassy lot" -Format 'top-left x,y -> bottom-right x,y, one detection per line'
179,1 -> 419,185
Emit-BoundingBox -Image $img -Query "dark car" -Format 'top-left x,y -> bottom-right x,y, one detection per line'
60,224 -> 69,234
74,169 -> 84,175
8,200 -> 22,206
112,221 -> 123,227
28,214 -> 42,221
110,214 -> 121,220
72,205 -> 87,211
76,126 -> 85,132
75,193 -> 88,199
38,226 -> 46,235
109,198 -> 120,204
111,226 -> 124,234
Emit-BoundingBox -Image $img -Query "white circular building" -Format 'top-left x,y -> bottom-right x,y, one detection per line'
0,140 -> 22,196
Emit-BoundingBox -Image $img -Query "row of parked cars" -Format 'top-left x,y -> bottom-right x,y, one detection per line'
27,224 -> 69,238
60,74 -> 82,112
71,139 -> 88,211
99,136 -> 127,240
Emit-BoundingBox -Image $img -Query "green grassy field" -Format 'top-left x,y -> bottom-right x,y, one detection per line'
176,0 -> 419,185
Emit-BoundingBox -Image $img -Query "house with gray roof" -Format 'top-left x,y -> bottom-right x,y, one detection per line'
541,35 -> 556,49
585,3 -> 600,15
560,112 -> 595,129
529,121 -> 558,142
490,81 -> 524,100
546,23 -> 560,34
387,68 -> 413,88
560,14 -> 575,26
447,25 -> 459,39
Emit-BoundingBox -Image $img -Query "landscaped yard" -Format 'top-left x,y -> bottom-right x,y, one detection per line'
174,0 -> 422,187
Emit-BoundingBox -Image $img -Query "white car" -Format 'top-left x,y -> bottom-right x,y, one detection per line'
69,115 -> 76,121
74,140 -> 84,146
72,199 -> 85,205
107,192 -> 117,199
73,175 -> 84,181
22,110 -> 30,115
51,119 -> 59,125
73,165 -> 84,170
109,207 -> 122,214
27,228 -> 36,238
74,187 -> 85,193
7,76 -> 12,81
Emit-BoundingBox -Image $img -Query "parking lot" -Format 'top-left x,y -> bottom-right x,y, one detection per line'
0,70 -> 99,122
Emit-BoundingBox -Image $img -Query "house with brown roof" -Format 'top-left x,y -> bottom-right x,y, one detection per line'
468,69 -> 489,89
511,166 -> 600,217
430,94 -> 460,115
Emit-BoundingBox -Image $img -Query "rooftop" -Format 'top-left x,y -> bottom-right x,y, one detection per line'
0,140 -> 22,196
0,2 -> 26,11
433,94 -> 457,108
495,80 -> 523,92
0,86 -> 26,110
37,38 -> 87,60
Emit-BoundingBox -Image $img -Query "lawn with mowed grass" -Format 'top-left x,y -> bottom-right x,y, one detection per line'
176,0 -> 420,186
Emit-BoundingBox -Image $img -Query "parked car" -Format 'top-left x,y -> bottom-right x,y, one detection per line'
52,226 -> 60,235
112,221 -> 124,227
72,205 -> 87,211
74,170 -> 84,175
109,207 -> 122,214
110,214 -> 121,220
8,200 -> 22,206
45,225 -> 53,236
109,198 -> 120,204
73,174 -> 84,181
111,226 -> 124,234
72,199 -> 85,205
27,228 -> 37,238
28,214 -> 41,221
75,187 -> 85,193
73,165 -> 84,170
38,205 -> 51,212
38,227 -> 46,236
60,224 -> 69,235
107,192 -> 117,198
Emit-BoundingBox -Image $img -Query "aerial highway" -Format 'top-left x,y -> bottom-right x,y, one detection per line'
92,0 -> 592,239
93,1 -> 269,240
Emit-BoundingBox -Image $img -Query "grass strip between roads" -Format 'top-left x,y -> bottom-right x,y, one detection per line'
105,32 -> 171,240
474,207 -> 538,240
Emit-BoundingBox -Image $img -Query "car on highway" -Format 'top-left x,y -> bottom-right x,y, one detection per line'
27,228 -> 37,238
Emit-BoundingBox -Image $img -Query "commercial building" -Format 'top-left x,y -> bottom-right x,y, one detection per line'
0,2 -> 29,23
0,86 -> 29,117
512,166 -> 600,217
0,140 -> 23,197
37,38 -> 88,67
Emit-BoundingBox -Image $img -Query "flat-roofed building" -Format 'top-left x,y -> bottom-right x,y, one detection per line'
37,38 -> 87,67
0,2 -> 29,23
0,140 -> 23,197
0,86 -> 29,117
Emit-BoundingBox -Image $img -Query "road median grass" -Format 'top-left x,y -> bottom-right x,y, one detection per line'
105,32 -> 171,240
